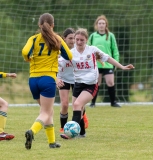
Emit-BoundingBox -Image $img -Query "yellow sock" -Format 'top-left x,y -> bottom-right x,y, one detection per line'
30,119 -> 44,135
0,111 -> 7,133
44,124 -> 55,144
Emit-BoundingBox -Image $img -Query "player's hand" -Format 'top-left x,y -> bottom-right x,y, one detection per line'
7,73 -> 17,78
56,78 -> 64,89
25,59 -> 31,62
25,56 -> 33,62
122,64 -> 135,70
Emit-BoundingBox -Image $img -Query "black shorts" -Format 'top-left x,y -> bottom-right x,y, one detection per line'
73,82 -> 98,98
98,68 -> 114,75
59,81 -> 74,90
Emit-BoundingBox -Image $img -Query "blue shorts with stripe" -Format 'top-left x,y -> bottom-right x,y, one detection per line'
29,76 -> 56,99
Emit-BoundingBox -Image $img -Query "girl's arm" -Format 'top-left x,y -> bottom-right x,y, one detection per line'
22,36 -> 36,62
107,57 -> 134,70
58,36 -> 73,60
0,72 -> 17,78
94,49 -> 134,70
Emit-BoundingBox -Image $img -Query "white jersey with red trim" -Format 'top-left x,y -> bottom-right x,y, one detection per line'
57,56 -> 74,84
71,45 -> 110,84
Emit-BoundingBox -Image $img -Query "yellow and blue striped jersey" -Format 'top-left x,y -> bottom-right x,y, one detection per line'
0,72 -> 7,78
22,33 -> 73,80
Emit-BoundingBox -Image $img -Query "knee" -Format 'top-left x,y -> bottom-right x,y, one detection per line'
0,99 -> 8,112
61,105 -> 69,114
106,81 -> 114,87
61,101 -> 69,109
73,101 -> 81,110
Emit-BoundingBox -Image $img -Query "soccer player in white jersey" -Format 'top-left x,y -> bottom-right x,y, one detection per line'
60,28 -> 134,139
57,28 -> 88,133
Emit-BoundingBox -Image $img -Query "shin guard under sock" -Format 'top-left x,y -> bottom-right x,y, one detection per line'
108,85 -> 116,105
60,113 -> 68,128
79,118 -> 85,135
72,110 -> 81,124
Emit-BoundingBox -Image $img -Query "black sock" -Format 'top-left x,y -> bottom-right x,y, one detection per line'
79,118 -> 85,135
60,113 -> 68,128
108,85 -> 116,105
72,110 -> 81,124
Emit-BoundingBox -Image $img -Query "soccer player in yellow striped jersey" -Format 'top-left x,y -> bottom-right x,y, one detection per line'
0,72 -> 17,141
22,13 -> 72,149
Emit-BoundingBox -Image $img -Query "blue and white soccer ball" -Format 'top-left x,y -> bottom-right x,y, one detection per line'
64,121 -> 81,138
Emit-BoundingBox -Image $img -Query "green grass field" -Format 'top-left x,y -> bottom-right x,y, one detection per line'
1,105 -> 153,160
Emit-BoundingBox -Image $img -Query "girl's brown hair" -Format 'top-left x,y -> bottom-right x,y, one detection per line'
38,13 -> 61,50
63,28 -> 75,38
94,15 -> 109,40
75,28 -> 88,39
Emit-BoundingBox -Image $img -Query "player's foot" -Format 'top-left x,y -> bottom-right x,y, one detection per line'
60,134 -> 70,140
0,132 -> 15,141
111,102 -> 121,107
49,142 -> 61,148
59,128 -> 64,133
25,130 -> 34,150
78,134 -> 86,138
89,103 -> 95,108
83,113 -> 89,129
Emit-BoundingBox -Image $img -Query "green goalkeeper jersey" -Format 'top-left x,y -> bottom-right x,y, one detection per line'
87,31 -> 119,69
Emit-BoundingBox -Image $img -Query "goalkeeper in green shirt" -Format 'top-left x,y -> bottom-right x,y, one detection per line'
87,15 -> 120,107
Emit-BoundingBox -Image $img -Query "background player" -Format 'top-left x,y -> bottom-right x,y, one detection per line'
0,72 -> 17,141
88,15 -> 120,107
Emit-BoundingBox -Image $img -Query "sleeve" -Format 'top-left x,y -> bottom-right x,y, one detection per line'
22,35 -> 36,61
58,36 -> 73,60
57,56 -> 65,77
110,33 -> 119,62
0,72 -> 7,78
57,66 -> 62,79
93,46 -> 110,62
58,57 -> 65,69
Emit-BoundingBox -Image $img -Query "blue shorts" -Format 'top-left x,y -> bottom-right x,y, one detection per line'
29,76 -> 56,99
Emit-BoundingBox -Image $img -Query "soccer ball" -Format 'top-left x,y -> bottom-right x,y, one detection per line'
64,121 -> 81,138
